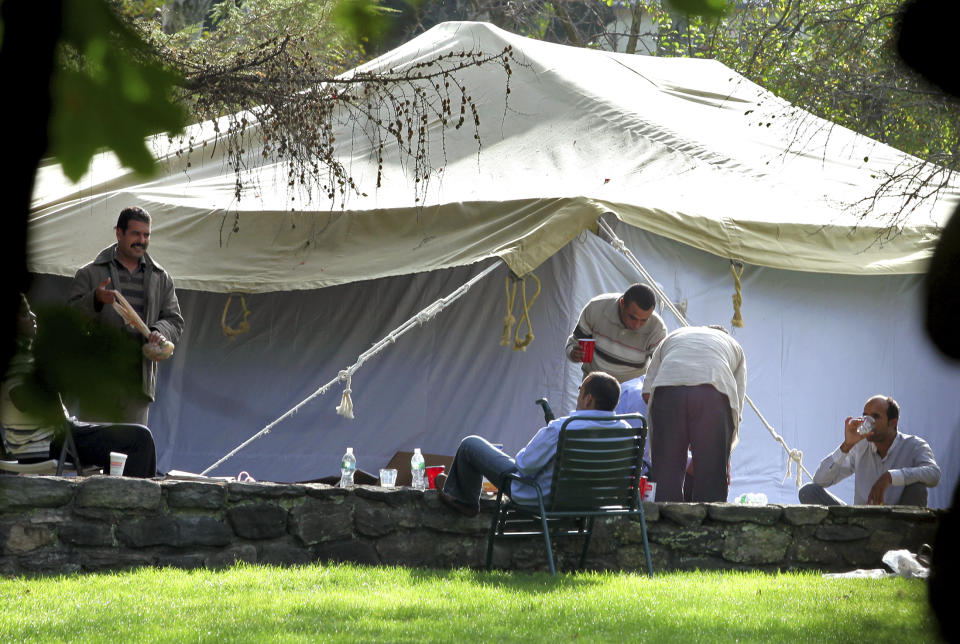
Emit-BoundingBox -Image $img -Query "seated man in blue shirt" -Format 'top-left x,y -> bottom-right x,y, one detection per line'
799,395 -> 940,506
436,371 -> 632,517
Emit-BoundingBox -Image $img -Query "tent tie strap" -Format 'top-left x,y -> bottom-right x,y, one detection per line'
730,261 -> 745,328
221,294 -> 252,339
501,272 -> 540,351
596,216 -> 813,487
512,272 -> 540,351
200,260 -> 502,476
500,277 -> 518,346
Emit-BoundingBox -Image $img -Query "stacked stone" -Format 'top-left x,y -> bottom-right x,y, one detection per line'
0,476 -> 942,575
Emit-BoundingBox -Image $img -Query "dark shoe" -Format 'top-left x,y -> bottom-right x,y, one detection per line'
437,486 -> 479,518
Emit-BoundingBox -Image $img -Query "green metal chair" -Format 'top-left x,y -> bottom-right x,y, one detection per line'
485,413 -> 652,576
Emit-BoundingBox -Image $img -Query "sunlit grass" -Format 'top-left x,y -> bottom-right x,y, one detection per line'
0,564 -> 938,642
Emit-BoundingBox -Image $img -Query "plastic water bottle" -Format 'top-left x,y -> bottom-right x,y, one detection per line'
735,492 -> 768,505
411,448 -> 426,490
340,447 -> 356,487
857,416 -> 875,435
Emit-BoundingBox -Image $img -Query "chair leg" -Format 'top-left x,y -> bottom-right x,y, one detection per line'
57,429 -> 83,477
638,504 -> 653,576
578,516 -> 595,570
486,507 -> 502,571
540,513 -> 556,576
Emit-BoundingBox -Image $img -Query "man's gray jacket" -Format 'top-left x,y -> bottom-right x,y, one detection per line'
67,244 -> 184,400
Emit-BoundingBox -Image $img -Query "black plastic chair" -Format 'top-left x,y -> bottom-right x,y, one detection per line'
485,413 -> 652,576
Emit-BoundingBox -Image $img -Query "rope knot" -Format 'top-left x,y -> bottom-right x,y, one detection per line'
782,448 -> 805,487
336,372 -> 354,420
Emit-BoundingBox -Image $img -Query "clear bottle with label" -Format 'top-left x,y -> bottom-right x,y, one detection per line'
340,447 -> 356,487
411,448 -> 426,490
735,492 -> 768,505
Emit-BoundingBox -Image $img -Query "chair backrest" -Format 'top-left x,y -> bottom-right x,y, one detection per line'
548,414 -> 647,512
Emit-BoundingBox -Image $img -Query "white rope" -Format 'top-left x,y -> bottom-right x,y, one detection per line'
596,217 -> 813,485
201,260 -> 502,475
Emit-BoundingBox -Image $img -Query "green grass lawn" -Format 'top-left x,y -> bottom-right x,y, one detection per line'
0,564 -> 939,643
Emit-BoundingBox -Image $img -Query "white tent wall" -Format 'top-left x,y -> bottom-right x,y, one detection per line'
28,249 -> 596,482
27,217 -> 960,506
605,219 -> 960,508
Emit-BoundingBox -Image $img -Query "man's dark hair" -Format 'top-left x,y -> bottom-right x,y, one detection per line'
117,206 -> 151,232
622,283 -> 656,311
886,396 -> 900,421
584,372 -> 621,411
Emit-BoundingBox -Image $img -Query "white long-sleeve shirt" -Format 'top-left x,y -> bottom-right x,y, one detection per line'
641,326 -> 747,443
812,432 -> 941,505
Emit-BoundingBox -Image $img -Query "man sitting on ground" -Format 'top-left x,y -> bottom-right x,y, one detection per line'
1,295 -> 157,477
798,395 -> 940,506
436,372 -> 631,517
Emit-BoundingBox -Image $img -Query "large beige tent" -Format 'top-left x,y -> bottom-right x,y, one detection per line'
28,22 -> 960,504
32,22 -> 955,286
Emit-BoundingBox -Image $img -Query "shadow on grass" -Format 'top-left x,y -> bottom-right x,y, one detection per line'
403,563 -> 630,593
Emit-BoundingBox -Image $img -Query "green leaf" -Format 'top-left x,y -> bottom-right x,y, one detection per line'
332,0 -> 394,45
664,0 -> 729,18
48,0 -> 186,181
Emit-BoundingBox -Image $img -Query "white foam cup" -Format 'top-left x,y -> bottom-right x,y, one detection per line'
109,452 -> 128,477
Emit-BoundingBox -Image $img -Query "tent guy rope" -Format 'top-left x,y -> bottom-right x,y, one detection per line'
201,260 -> 502,475
596,217 -> 813,486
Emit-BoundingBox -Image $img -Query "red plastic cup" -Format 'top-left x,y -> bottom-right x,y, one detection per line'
579,338 -> 595,363
426,465 -> 445,489
638,476 -> 656,502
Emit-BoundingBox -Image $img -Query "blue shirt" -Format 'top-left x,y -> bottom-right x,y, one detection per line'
511,409 -> 633,506
614,376 -> 647,417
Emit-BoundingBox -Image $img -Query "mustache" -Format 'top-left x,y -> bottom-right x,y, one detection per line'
132,243 -> 147,249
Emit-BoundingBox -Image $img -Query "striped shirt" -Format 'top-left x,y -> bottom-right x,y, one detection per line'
565,293 -> 668,382
113,252 -> 147,322
0,351 -> 66,462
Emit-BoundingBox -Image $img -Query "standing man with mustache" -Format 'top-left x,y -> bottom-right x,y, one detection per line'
67,206 -> 184,425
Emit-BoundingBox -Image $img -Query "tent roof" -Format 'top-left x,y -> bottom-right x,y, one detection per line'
30,21 -> 959,292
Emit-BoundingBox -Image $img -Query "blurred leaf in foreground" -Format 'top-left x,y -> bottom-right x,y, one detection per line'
49,0 -> 186,181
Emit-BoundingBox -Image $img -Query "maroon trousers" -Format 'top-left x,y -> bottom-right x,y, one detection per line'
649,384 -> 734,502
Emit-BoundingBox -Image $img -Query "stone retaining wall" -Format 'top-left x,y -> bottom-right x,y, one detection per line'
0,476 -> 941,575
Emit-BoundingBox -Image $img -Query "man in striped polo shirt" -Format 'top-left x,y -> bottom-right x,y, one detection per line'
67,207 -> 183,425
565,284 -> 668,383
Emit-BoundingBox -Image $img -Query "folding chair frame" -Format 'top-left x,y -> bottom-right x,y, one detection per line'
0,421 -> 90,476
485,413 -> 653,576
